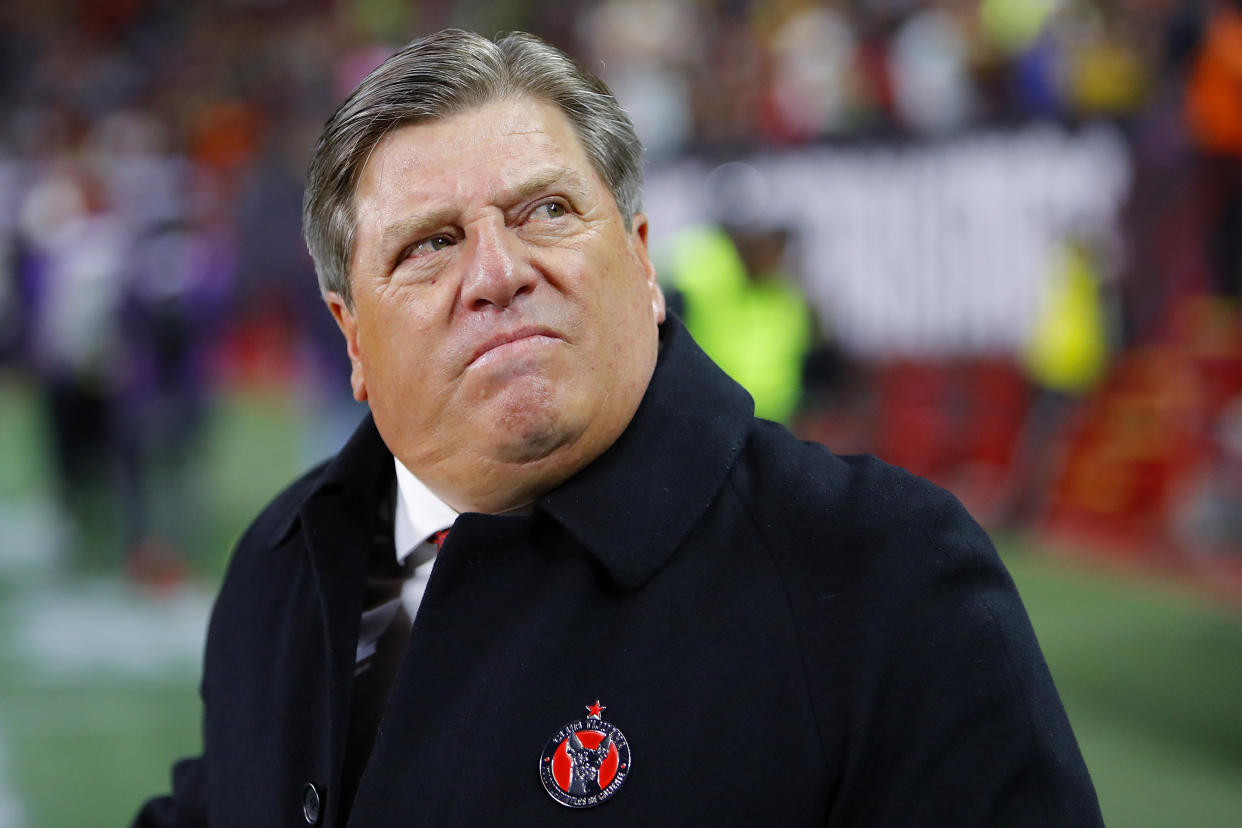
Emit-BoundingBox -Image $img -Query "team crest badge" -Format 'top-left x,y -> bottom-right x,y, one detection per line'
539,700 -> 632,808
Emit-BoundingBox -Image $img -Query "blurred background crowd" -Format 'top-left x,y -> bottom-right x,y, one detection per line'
0,0 -> 1238,825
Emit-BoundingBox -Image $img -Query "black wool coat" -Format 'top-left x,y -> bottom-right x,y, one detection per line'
135,317 -> 1102,827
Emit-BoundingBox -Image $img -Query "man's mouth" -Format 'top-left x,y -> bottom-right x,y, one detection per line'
467,327 -> 563,368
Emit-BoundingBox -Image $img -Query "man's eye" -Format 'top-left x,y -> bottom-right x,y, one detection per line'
408,234 -> 455,257
533,201 -> 567,220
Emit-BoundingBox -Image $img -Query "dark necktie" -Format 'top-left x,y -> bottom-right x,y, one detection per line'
339,500 -> 448,817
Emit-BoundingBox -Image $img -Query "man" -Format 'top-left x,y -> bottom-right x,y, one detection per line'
136,30 -> 1102,827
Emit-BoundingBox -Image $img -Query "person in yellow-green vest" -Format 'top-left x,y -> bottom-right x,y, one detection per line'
664,223 -> 813,424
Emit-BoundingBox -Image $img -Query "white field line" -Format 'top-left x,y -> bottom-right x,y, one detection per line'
9,578 -> 212,682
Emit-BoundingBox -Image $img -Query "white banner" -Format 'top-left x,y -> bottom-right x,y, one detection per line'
645,124 -> 1130,358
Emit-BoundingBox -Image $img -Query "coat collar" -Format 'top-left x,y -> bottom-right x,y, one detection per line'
538,316 -> 754,589
278,315 -> 755,590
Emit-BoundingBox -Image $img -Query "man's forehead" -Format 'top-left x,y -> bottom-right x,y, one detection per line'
355,97 -> 602,211
366,98 -> 587,178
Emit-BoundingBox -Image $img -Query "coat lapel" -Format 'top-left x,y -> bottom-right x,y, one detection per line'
295,414 -> 395,824
301,490 -> 370,825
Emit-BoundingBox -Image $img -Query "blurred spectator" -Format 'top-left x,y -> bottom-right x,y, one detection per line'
664,162 -> 815,425
1184,0 -> 1242,298
117,213 -> 233,585
767,6 -> 860,140
581,0 -> 699,159
1011,236 -> 1115,521
890,7 -> 977,135
1185,0 -> 1242,158
18,156 -> 131,562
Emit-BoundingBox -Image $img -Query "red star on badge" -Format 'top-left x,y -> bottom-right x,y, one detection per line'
585,700 -> 606,718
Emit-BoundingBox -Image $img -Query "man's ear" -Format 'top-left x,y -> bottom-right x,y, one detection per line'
324,291 -> 368,402
629,213 -> 666,325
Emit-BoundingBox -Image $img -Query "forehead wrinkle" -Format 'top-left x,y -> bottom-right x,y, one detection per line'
376,166 -> 591,246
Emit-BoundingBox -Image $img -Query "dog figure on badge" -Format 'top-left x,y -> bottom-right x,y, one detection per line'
565,732 -> 612,795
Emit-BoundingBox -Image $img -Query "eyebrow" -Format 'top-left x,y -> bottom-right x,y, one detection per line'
380,209 -> 452,251
506,168 -> 589,206
377,167 -> 591,248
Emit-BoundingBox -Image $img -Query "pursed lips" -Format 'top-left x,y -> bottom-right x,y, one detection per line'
466,326 -> 564,369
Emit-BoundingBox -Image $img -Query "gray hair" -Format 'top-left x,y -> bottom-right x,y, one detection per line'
303,29 -> 644,307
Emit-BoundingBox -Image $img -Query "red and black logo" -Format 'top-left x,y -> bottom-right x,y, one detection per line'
538,701 -> 631,808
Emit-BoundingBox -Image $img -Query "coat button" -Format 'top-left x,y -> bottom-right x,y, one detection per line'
302,782 -> 322,825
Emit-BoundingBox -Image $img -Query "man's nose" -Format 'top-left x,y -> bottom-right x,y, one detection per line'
460,220 -> 537,311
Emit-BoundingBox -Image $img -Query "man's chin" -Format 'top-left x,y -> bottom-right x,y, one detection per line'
484,410 -> 575,466
473,378 -> 579,464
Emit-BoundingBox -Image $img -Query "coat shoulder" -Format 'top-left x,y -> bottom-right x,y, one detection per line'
731,419 -> 989,572
725,420 -> 1102,826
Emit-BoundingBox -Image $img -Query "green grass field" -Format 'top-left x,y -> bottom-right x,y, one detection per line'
0,377 -> 1238,826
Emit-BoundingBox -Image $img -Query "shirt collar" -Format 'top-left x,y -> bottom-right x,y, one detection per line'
393,457 -> 459,565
